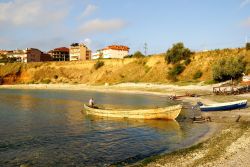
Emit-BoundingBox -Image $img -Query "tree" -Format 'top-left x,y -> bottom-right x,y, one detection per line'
165,42 -> 192,64
212,56 -> 246,81
246,42 -> 250,50
132,51 -> 145,58
0,54 -> 18,63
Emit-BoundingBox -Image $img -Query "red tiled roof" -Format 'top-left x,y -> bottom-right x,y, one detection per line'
103,45 -> 129,51
53,47 -> 69,52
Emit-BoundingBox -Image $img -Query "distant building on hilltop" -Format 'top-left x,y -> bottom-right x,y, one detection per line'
40,53 -> 52,62
48,47 -> 69,61
92,50 -> 103,60
6,48 -> 51,63
0,50 -> 9,55
92,45 -> 129,59
69,43 -> 91,61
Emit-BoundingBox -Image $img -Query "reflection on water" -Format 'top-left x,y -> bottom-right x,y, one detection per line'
0,89 -> 208,167
86,115 -> 181,132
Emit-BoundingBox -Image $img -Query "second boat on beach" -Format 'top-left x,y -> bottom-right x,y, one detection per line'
199,100 -> 248,112
83,104 -> 182,120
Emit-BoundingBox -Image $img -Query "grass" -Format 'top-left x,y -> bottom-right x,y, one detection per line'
41,79 -> 51,84
0,63 -> 22,77
174,80 -> 200,86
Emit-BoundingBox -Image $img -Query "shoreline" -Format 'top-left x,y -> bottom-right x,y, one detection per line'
1,83 -> 249,167
0,83 -> 215,97
1,83 -> 249,106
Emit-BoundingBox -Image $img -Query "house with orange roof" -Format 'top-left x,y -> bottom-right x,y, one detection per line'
92,45 -> 130,59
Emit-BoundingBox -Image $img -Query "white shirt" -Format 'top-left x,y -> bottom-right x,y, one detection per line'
89,99 -> 94,106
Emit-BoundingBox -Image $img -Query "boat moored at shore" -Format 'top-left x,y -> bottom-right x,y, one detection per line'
199,100 -> 247,112
83,104 -> 182,120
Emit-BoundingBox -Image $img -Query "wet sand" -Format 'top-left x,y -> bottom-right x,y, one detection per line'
134,122 -> 250,167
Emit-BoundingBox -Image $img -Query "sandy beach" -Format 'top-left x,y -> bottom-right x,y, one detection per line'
0,83 -> 250,167
0,83 -> 221,101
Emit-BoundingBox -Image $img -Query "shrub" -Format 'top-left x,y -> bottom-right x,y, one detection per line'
124,55 -> 133,58
167,64 -> 185,81
54,75 -> 59,79
28,80 -> 35,84
184,58 -> 191,65
165,42 -> 192,64
133,51 -> 145,58
246,43 -> 250,50
245,64 -> 250,75
119,74 -> 125,78
94,61 -> 104,70
193,70 -> 203,80
41,79 -> 51,84
212,56 -> 246,82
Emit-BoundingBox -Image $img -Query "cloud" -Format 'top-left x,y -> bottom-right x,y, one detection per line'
0,0 -> 69,26
79,19 -> 127,35
242,17 -> 250,27
0,0 -> 73,50
240,0 -> 250,7
0,0 -> 127,51
83,38 -> 92,47
23,37 -> 70,51
80,4 -> 98,18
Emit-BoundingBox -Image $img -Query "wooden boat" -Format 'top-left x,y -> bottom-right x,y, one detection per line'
83,104 -> 182,120
199,100 -> 247,112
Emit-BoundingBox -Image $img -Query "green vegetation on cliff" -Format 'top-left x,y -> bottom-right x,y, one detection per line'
165,42 -> 192,64
212,56 -> 246,82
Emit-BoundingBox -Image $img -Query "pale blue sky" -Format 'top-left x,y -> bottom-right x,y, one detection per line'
0,0 -> 249,54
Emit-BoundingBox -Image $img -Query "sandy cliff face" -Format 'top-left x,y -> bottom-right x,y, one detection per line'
0,49 -> 249,85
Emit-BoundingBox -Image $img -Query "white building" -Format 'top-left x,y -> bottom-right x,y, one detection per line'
92,50 -> 102,60
92,45 -> 129,59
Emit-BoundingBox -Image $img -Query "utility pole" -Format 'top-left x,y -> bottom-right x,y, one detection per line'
245,35 -> 248,44
144,42 -> 148,56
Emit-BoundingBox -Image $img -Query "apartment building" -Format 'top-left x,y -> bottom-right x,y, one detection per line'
69,43 -> 91,61
6,48 -> 51,63
93,45 -> 129,59
48,47 -> 69,61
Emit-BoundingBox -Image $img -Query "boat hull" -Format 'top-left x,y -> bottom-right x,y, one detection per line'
200,100 -> 247,112
83,104 -> 182,120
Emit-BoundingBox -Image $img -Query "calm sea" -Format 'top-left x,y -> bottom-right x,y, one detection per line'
0,89 -> 208,167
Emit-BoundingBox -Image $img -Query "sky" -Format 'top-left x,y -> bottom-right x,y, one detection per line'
0,0 -> 250,54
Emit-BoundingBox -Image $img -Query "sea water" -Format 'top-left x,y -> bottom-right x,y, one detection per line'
0,89 -> 208,166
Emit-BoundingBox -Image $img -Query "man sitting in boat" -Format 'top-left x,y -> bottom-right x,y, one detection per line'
89,98 -> 94,108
